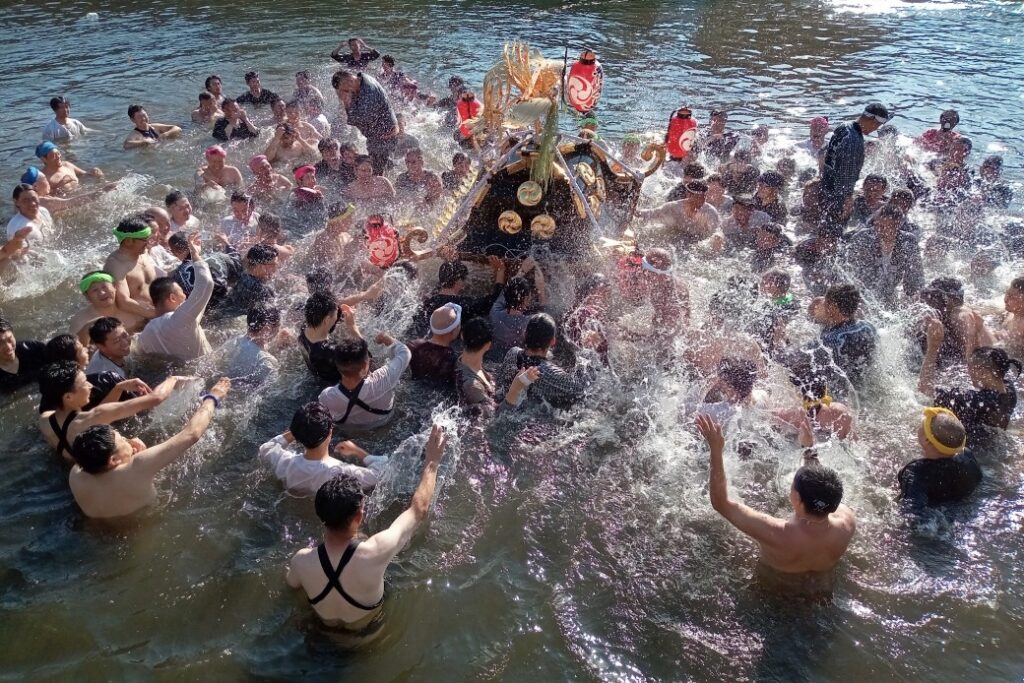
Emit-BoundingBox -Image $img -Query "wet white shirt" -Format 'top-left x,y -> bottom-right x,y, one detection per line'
259,435 -> 386,496
42,117 -> 88,142
6,208 -> 54,245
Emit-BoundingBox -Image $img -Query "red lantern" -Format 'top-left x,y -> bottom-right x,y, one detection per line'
566,50 -> 603,114
457,92 -> 481,140
665,107 -> 699,160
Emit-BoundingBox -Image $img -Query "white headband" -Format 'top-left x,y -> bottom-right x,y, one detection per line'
641,256 -> 671,276
430,302 -> 463,335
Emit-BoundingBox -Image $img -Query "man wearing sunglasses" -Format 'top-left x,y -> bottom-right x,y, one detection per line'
821,102 -> 891,226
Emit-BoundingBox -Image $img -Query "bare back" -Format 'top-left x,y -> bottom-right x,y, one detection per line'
757,506 -> 856,574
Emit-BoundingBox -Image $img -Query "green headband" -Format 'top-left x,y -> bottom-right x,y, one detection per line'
79,272 -> 114,293
623,133 -> 642,144
580,117 -> 599,127
112,225 -> 152,242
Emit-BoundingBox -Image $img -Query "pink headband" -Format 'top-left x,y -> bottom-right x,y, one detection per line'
249,155 -> 268,172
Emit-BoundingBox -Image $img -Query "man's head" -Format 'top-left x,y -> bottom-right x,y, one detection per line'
271,98 -> 287,120
230,191 -> 254,221
291,401 -> 333,449
244,71 -> 261,92
257,213 -> 282,242
862,174 -> 888,203
149,276 -> 187,313
331,69 -> 359,97
757,170 -> 785,199
452,152 -> 471,175
709,109 -> 727,132
717,357 -> 757,402
755,222 -> 791,252
809,116 -> 829,138
683,162 -> 706,183
858,102 -> 891,135
315,473 -> 365,531
198,91 -> 216,110
127,104 -> 149,127
791,465 -> 844,518
461,316 -> 493,354
644,247 -> 673,275
871,205 -> 904,242
438,260 -> 469,292
950,136 -> 973,164
980,154 -> 1003,182
381,54 -> 396,70
334,337 -> 371,379
920,277 -> 964,312
889,188 -> 915,214
164,190 -> 191,224
113,215 -> 152,255
205,75 -> 222,95
35,141 -> 60,164
731,194 -> 755,222
817,284 -> 861,324
917,407 -> 967,459
13,184 -> 40,218
71,424 -> 136,474
1004,276 -> 1024,314
319,137 -> 341,163
685,180 -> 708,207
524,313 -> 558,352
760,270 -> 791,298
247,305 -> 281,344
221,98 -> 240,119
305,292 -> 339,329
249,154 -> 271,177
245,244 -> 279,279
205,144 -> 227,166
405,148 -> 424,174
429,303 -> 462,344
0,317 -> 15,362
80,270 -> 116,306
38,360 -> 89,412
89,317 -> 131,361
503,276 -> 533,312
305,267 -> 333,294
45,334 -> 88,368
294,164 -> 317,188
168,231 -> 191,260
939,108 -> 960,132
50,96 -> 71,117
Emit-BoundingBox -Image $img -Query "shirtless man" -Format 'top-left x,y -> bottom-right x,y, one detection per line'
123,104 -> 181,150
195,145 -> 243,191
287,424 -> 445,629
264,123 -> 318,166
191,92 -> 221,126
285,100 -> 322,143
205,75 -> 224,106
69,378 -> 230,519
70,271 -> 149,344
638,180 -> 720,243
696,415 -> 856,573
998,276 -> 1024,360
103,216 -> 162,320
36,142 -> 103,196
247,154 -> 294,201
310,203 -> 359,267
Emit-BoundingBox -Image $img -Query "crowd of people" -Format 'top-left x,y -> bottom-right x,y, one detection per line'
1,37 -> 1020,633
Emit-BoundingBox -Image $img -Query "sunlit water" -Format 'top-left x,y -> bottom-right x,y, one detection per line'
1,1 -> 1023,680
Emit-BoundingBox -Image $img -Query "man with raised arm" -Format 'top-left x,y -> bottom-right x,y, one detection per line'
287,424 -> 446,629
695,414 -> 856,573
69,378 -> 230,519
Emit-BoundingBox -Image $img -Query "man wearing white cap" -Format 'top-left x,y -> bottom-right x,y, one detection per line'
407,303 -> 462,387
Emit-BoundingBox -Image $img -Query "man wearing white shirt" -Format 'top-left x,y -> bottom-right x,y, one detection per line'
85,317 -> 132,377
42,96 -> 91,142
165,190 -> 200,232
219,191 -> 260,248
319,330 -> 411,430
260,401 -> 388,497
7,184 -> 54,245
135,233 -> 214,361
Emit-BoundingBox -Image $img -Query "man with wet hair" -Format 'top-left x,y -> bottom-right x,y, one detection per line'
809,283 -> 878,387
236,71 -> 278,107
330,37 -> 381,70
498,312 -> 598,408
412,256 -> 507,338
639,180 -> 720,244
42,95 -> 92,142
408,303 -> 462,387
224,244 -> 279,316
85,316 -> 132,377
259,401 -> 387,497
331,68 -> 398,174
218,305 -> 281,387
123,104 -> 181,150
319,329 -> 410,430
0,316 -> 48,394
696,414 -> 856,573
843,205 -> 924,309
898,408 -> 981,511
69,378 -> 230,519
213,98 -> 260,142
103,214 -> 162,320
286,424 -> 445,628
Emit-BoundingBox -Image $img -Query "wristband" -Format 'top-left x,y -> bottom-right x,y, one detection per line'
514,370 -> 536,389
200,393 -> 220,409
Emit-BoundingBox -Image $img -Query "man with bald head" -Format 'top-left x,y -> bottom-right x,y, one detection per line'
407,303 -> 462,388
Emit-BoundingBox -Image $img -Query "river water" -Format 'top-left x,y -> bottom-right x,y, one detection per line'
1,0 -> 1023,681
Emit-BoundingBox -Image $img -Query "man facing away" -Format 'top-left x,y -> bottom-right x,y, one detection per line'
69,378 -> 230,519
287,424 -> 445,629
696,414 -> 856,573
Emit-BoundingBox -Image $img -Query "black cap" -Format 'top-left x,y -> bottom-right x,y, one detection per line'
246,244 -> 279,264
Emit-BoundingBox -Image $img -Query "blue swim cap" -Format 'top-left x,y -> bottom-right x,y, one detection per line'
21,167 -> 41,184
35,141 -> 57,158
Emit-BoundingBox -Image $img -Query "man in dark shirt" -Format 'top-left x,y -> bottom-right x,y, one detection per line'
794,222 -> 845,296
843,206 -> 924,309
212,99 -> 260,142
331,70 -> 398,174
810,283 -> 878,387
315,138 -> 356,192
898,408 -> 981,511
0,317 -> 48,394
411,257 -> 506,338
225,244 -> 278,316
822,102 -> 890,221
299,291 -> 342,385
330,38 -> 381,70
236,71 -> 279,107
407,304 -> 462,388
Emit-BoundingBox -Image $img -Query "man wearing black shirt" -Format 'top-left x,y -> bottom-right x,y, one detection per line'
224,244 -> 278,316
212,99 -> 260,142
236,71 -> 279,107
411,257 -> 506,338
330,38 -> 381,70
331,70 -> 398,174
0,317 -> 48,394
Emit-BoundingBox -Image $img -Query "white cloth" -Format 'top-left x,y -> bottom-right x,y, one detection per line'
721,209 -> 771,237
85,351 -> 126,377
6,208 -> 54,245
134,259 -> 214,360
220,213 -> 259,245
218,335 -> 279,387
310,114 -> 332,138
170,215 -> 201,232
258,435 -> 386,496
319,341 -> 411,429
42,117 -> 88,142
149,244 -> 179,273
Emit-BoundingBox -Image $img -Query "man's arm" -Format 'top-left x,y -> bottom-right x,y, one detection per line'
84,375 -> 183,426
123,133 -> 154,150
361,335 -> 411,398
131,378 -> 229,476
361,425 -> 445,564
286,551 -> 305,588
917,317 -> 943,396
109,274 -> 156,319
170,237 -> 214,325
153,123 -> 182,137
696,415 -> 787,544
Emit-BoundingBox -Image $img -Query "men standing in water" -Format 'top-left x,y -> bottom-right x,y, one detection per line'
42,96 -> 92,142
123,104 -> 181,149
212,99 -> 261,142
286,424 -> 446,629
236,71 -> 279,107
897,408 -> 980,511
821,102 -> 890,222
69,378 -> 230,519
696,414 -> 856,573
70,271 -> 149,343
331,69 -> 398,174
331,37 -> 381,70
36,142 -> 103,195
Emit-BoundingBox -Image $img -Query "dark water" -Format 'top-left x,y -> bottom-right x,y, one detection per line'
1,1 -> 1023,681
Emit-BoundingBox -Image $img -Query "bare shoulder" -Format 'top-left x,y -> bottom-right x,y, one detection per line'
103,251 -> 132,278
